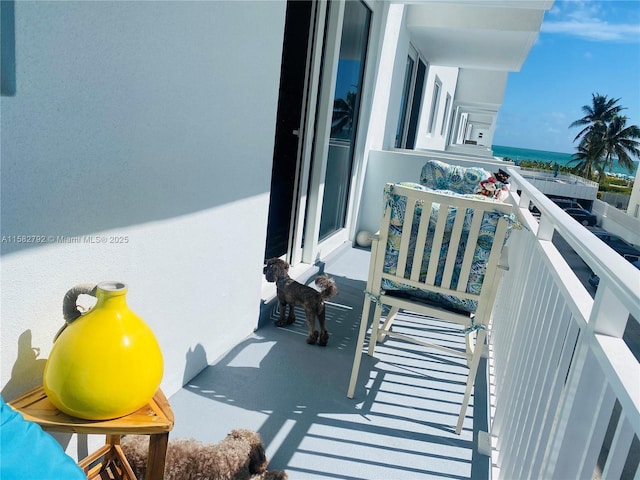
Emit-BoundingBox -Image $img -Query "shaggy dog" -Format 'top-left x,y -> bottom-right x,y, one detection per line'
120,429 -> 287,480
263,258 -> 338,346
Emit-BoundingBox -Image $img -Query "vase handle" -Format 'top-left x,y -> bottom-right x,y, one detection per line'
54,284 -> 98,341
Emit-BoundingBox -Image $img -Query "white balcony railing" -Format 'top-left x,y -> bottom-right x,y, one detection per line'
489,168 -> 640,479
357,150 -> 639,478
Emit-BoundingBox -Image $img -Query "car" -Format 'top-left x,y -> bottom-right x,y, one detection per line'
563,207 -> 598,226
590,231 -> 640,259
589,259 -> 640,289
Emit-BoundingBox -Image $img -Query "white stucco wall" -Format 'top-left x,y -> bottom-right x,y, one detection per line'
455,68 -> 508,105
1,0 -> 284,419
378,4 -> 410,152
414,65 -> 459,151
447,68 -> 508,150
349,2 -> 402,243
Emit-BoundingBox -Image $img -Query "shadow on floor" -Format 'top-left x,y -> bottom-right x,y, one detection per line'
170,248 -> 489,480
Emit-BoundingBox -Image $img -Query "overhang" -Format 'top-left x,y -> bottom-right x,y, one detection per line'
405,1 -> 554,71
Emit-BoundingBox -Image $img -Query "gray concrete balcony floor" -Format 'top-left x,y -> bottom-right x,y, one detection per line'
169,245 -> 490,480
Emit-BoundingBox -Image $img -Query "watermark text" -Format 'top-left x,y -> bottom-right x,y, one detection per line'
1,235 -> 129,245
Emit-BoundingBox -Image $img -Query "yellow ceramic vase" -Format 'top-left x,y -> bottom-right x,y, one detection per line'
43,282 -> 163,420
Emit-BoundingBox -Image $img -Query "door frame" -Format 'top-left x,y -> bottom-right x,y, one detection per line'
300,0 -> 345,264
302,0 -> 378,264
277,0 -> 379,267
288,0 -> 331,266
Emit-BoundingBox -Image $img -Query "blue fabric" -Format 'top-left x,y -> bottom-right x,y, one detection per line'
420,159 -> 490,194
381,182 -> 514,313
1,396 -> 85,479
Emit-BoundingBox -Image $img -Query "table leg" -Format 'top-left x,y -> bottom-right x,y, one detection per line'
146,432 -> 169,480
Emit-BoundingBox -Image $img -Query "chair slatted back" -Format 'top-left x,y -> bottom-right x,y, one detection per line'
378,183 -> 513,309
349,182 -> 516,435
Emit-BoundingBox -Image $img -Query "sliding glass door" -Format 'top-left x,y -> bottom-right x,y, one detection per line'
318,0 -> 371,242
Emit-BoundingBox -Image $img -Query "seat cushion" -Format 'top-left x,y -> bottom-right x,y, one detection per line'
420,159 -> 490,195
381,182 -> 514,313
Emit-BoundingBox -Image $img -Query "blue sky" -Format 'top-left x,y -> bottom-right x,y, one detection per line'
493,0 -> 640,153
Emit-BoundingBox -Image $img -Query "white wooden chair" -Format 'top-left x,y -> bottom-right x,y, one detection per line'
347,182 -> 515,434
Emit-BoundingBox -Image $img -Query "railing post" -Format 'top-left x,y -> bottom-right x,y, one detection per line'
590,284 -> 629,338
536,215 -> 555,241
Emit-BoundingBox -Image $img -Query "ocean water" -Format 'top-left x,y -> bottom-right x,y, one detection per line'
492,145 -> 638,178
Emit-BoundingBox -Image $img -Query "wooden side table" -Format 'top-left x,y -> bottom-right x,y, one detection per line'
8,385 -> 174,480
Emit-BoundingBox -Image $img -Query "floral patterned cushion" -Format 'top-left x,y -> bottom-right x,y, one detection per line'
381,182 -> 515,313
420,159 -> 490,195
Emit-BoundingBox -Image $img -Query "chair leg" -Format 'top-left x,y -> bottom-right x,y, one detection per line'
456,329 -> 487,434
347,297 -> 373,399
367,302 -> 385,356
377,306 -> 399,342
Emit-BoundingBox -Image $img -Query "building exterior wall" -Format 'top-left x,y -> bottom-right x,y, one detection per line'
414,65 -> 459,151
1,0 -> 286,408
379,4 -> 410,152
627,176 -> 640,219
455,69 -> 508,106
446,69 -> 508,154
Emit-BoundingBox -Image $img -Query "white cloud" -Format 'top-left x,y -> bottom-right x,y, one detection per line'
542,0 -> 640,42
542,20 -> 640,41
566,0 -> 603,22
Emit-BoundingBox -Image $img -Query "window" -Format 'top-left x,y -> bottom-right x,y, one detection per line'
394,55 -> 415,148
427,78 -> 441,134
394,48 -> 426,149
406,59 -> 426,149
440,93 -> 451,136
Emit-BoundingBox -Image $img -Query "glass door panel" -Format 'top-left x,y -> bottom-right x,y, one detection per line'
318,0 -> 371,242
406,59 -> 426,149
395,55 -> 415,148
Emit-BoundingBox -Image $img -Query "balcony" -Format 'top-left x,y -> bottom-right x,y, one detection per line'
168,152 -> 640,479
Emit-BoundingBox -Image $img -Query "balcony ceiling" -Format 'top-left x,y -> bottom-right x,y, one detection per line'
405,1 -> 553,71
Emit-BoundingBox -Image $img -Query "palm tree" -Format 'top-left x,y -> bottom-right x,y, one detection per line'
601,115 -> 640,176
572,138 -> 605,180
569,94 -> 639,181
569,93 -> 623,144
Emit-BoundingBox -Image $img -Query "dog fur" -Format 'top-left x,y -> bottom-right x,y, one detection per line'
263,258 -> 338,346
120,429 -> 287,480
